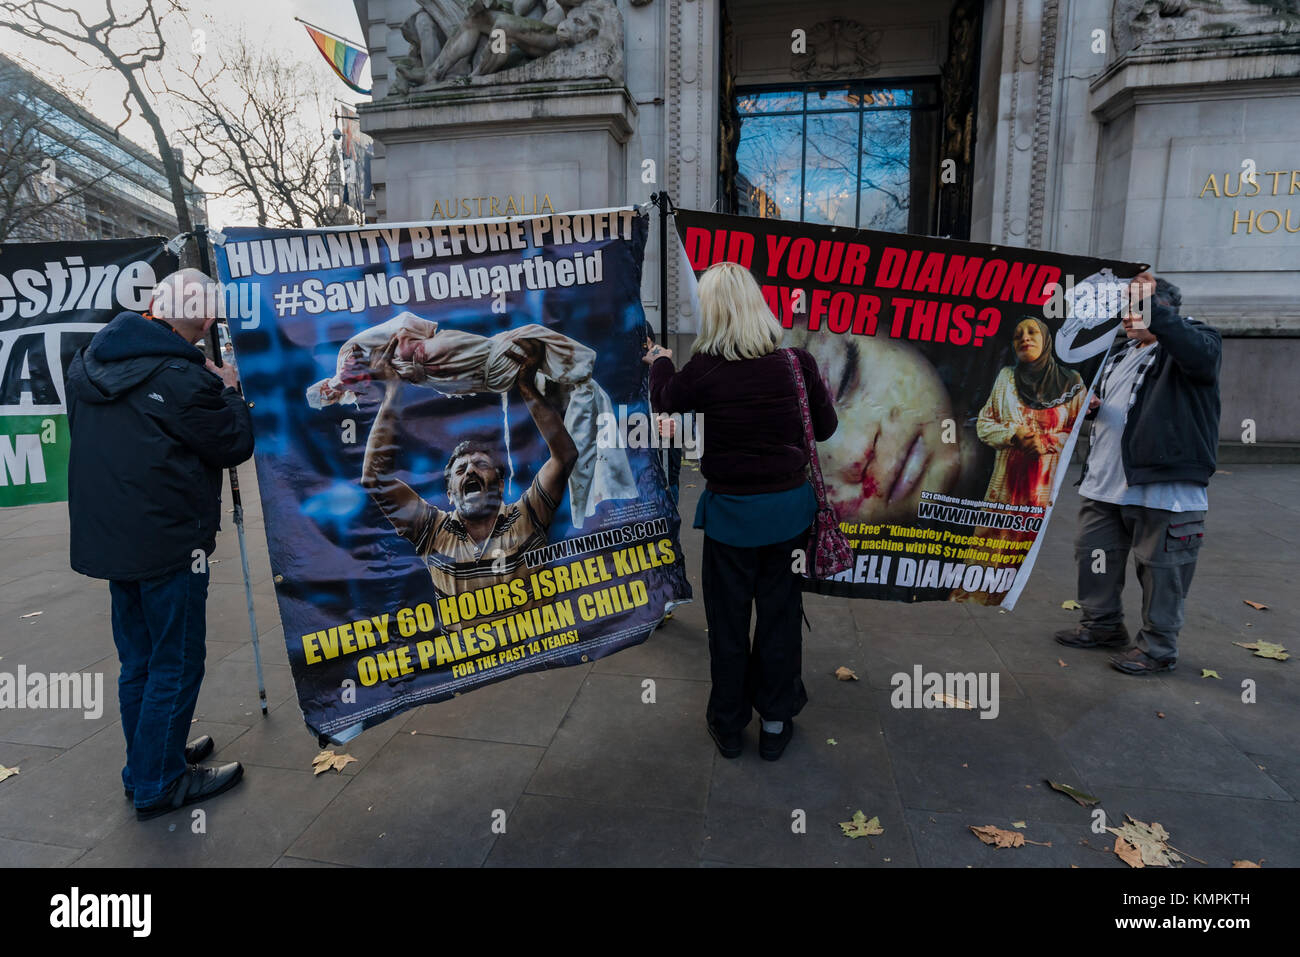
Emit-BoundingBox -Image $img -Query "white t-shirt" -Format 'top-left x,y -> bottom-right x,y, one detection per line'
1079,342 -> 1208,512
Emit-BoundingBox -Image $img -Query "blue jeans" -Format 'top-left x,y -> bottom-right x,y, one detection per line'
109,563 -> 210,806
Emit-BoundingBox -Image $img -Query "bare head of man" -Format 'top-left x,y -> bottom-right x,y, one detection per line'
445,440 -> 506,520
149,268 -> 223,345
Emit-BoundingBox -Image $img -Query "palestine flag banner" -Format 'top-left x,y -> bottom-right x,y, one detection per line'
0,238 -> 177,507
214,208 -> 690,742
674,208 -> 1146,609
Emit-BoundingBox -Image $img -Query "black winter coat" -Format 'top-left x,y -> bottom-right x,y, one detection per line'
1080,301 -> 1221,489
65,312 -> 254,581
650,347 -> 838,494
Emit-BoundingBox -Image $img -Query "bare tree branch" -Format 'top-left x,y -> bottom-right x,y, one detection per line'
0,0 -> 198,259
168,35 -> 358,229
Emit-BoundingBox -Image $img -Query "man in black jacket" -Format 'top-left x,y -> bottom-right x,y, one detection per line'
1055,272 -> 1221,675
66,268 -> 254,819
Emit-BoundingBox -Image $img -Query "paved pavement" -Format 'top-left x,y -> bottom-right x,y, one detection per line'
1,462 -> 1297,867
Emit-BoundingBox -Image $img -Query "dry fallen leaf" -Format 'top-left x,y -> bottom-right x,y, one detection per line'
1202,669 -> 1221,680
1234,640 -> 1289,661
1011,821 -> 1026,829
834,666 -> 858,681
1231,859 -> 1262,868
0,765 -> 18,783
1047,780 -> 1099,807
1058,658 -> 1068,668
839,811 -> 884,838
1242,600 -> 1268,611
311,750 -> 357,775
1157,712 -> 1165,719
1106,816 -> 1185,868
1061,600 -> 1081,610
1113,835 -> 1144,868
937,693 -> 973,709
971,825 -> 1022,848
969,825 -> 1051,848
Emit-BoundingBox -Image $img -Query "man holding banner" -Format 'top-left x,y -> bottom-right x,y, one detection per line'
362,332 -> 577,599
1057,273 -> 1221,675
66,268 -> 253,820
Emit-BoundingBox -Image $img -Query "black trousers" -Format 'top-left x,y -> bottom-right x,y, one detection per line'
701,529 -> 810,732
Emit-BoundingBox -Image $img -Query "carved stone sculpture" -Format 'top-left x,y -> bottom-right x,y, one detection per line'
1123,0 -> 1300,50
791,18 -> 882,80
388,0 -> 623,95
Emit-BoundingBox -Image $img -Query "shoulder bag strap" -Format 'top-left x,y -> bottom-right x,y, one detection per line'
781,348 -> 831,507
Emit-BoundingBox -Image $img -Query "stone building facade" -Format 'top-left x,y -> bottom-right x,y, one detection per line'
351,0 -> 1300,446
0,53 -> 206,244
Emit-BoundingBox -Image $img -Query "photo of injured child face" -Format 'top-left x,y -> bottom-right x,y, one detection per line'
786,328 -> 978,524
307,311 -> 639,599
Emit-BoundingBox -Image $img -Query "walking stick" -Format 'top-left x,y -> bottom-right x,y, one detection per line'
195,224 -> 269,716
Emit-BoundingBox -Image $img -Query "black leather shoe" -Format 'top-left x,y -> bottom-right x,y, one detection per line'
759,720 -> 794,761
135,762 -> 244,820
124,736 -> 215,800
1054,624 -> 1130,649
707,722 -> 742,759
1109,647 -> 1176,676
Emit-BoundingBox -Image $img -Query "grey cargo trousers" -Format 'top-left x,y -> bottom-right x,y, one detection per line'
1074,497 -> 1206,662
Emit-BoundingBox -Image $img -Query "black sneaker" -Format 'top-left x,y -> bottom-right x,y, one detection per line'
135,762 -> 244,821
759,720 -> 794,761
707,721 -> 742,759
124,736 -> 216,800
1109,648 -> 1176,676
1054,624 -> 1130,649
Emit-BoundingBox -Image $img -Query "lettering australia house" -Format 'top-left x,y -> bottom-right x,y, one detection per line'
351,0 -> 1300,447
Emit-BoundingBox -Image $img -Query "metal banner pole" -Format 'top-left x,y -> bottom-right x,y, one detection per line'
195,224 -> 269,716
656,192 -> 673,481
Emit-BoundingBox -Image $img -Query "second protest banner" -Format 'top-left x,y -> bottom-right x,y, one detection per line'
1,238 -> 177,507
675,209 -> 1146,609
215,207 -> 690,742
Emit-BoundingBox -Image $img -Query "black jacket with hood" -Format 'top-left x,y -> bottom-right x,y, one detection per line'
1079,299 -> 1221,490
65,312 -> 254,581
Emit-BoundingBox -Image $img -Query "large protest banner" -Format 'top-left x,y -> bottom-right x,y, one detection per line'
675,209 -> 1146,609
214,208 -> 690,742
0,238 -> 177,507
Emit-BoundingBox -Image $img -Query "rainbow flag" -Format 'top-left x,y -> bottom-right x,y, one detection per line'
300,19 -> 370,95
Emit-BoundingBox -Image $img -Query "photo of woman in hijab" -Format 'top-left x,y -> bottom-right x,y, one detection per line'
977,316 -> 1086,509
951,316 -> 1086,605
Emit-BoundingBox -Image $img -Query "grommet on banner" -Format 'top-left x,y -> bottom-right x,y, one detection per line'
163,232 -> 190,257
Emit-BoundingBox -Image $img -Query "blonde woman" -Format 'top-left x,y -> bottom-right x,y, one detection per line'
647,262 -> 837,761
